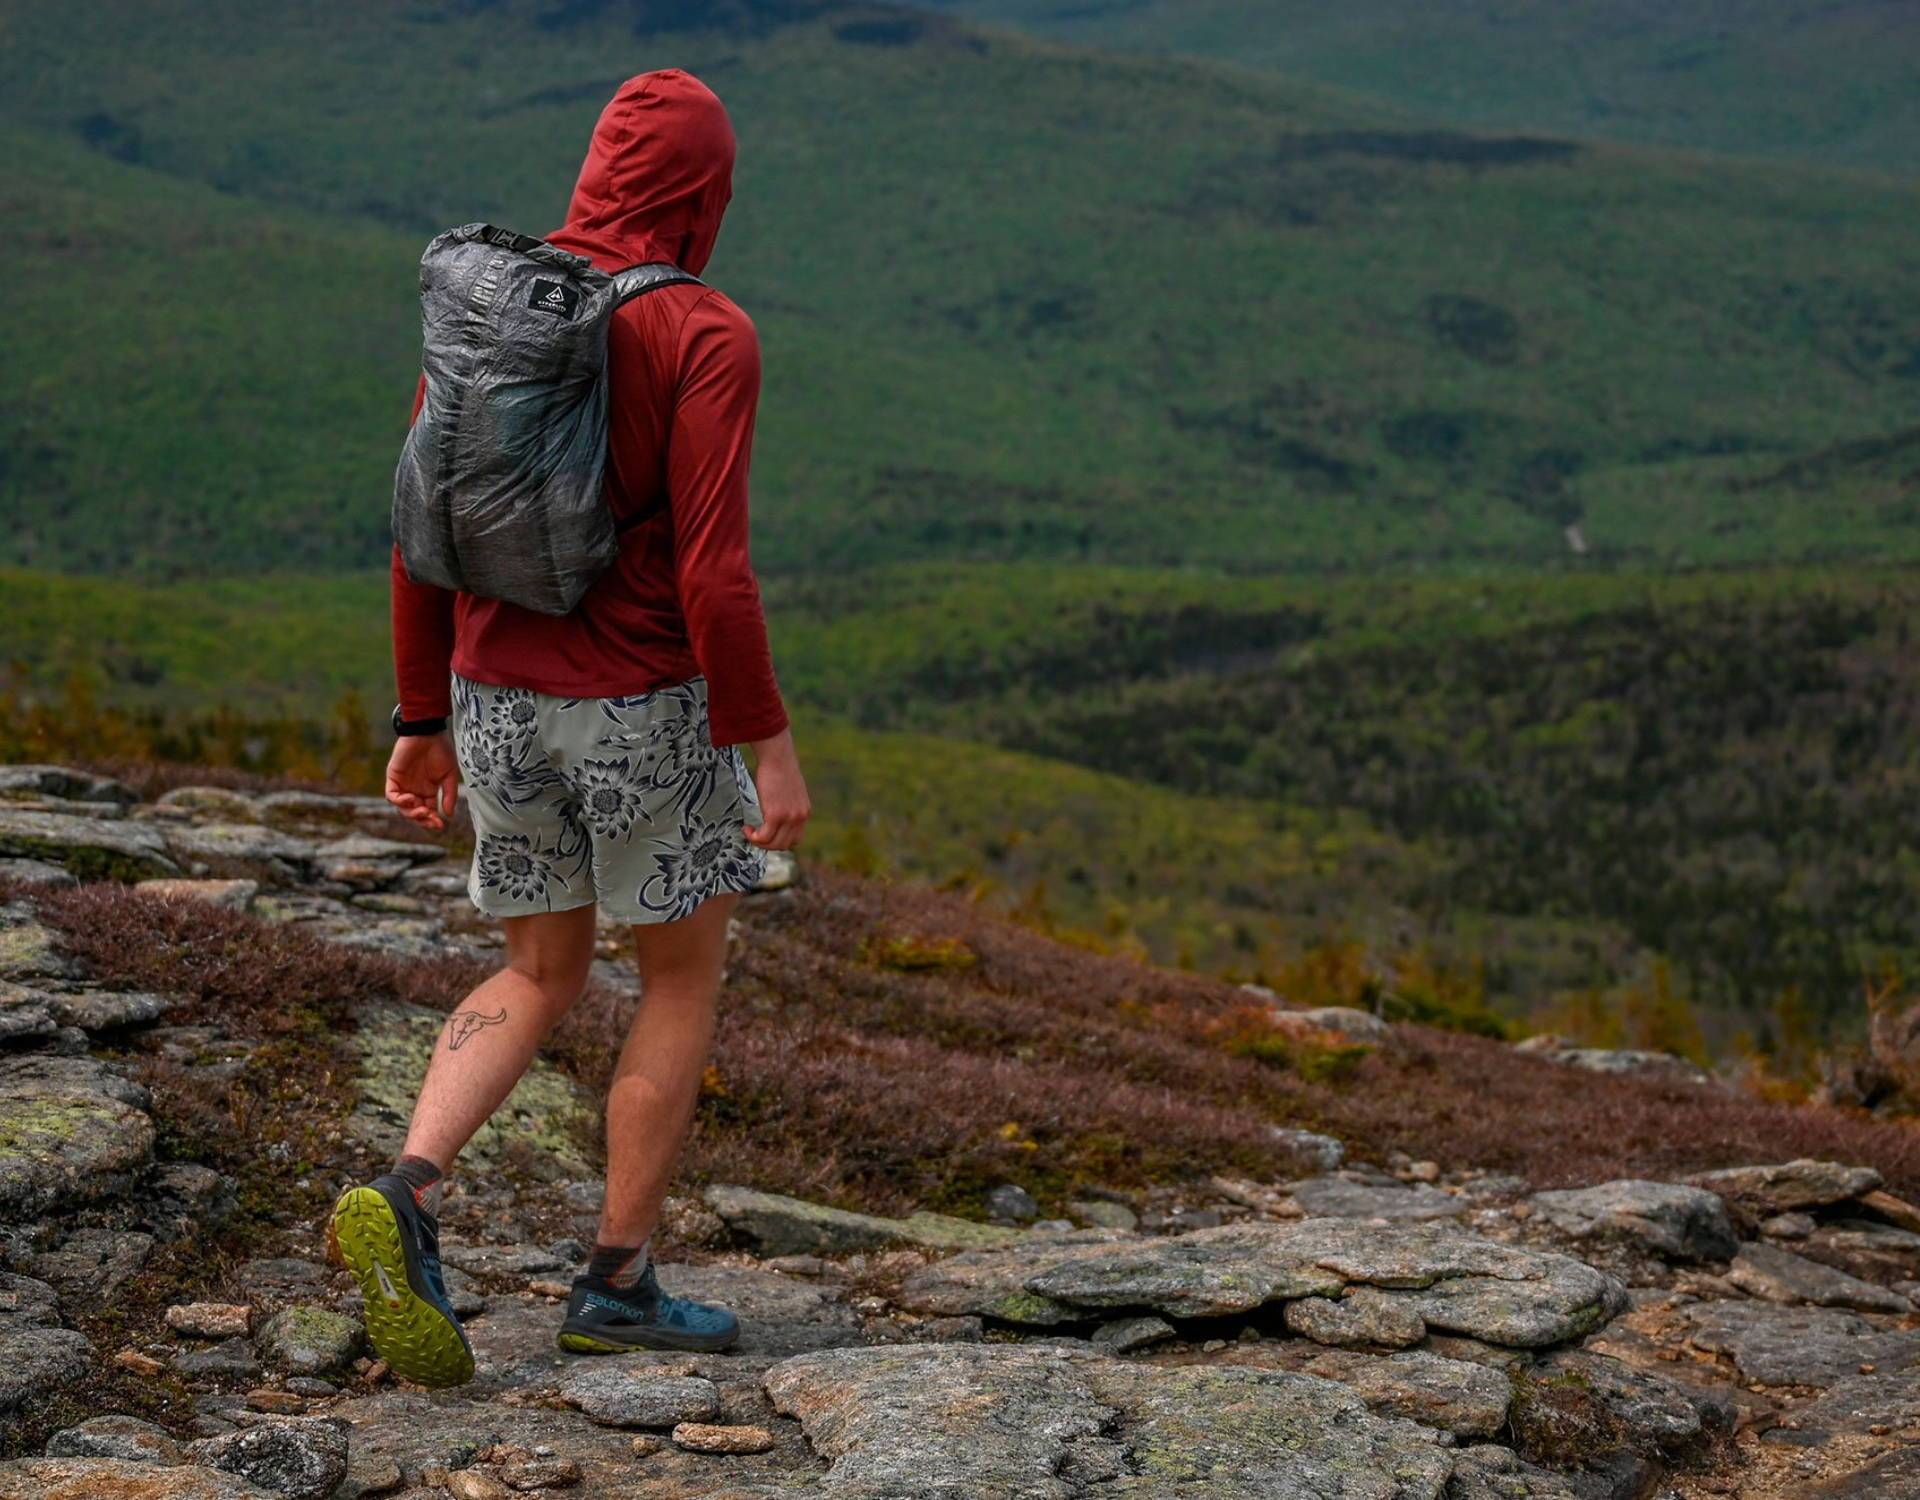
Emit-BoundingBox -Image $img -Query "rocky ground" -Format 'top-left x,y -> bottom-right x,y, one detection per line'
2,765 -> 1919,1498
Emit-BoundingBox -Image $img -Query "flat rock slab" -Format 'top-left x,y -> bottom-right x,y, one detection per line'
764,1341 -> 1464,1499
1286,1174 -> 1465,1222
1298,1348 -> 1513,1438
351,1000 -> 593,1178
1528,1179 -> 1738,1262
162,821 -> 318,879
1729,1241 -> 1911,1313
898,1221 -> 1626,1348
0,1458 -> 266,1499
1810,1444 -> 1920,1498
706,1183 -> 1026,1257
0,1058 -> 155,1222
0,911 -> 75,981
1782,1367 -> 1920,1442
1688,1160 -> 1884,1212
41,987 -> 174,1033
0,809 -> 176,879
0,765 -> 136,805
0,1324 -> 93,1415
1682,1299 -> 1920,1387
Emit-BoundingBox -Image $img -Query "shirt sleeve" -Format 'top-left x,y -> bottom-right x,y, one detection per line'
390,374 -> 458,721
664,295 -> 788,746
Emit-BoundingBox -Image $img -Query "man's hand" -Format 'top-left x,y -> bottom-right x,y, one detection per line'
745,727 -> 809,850
386,732 -> 461,833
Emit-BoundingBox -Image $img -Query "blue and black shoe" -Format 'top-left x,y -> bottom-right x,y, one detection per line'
557,1262 -> 740,1354
329,1174 -> 476,1387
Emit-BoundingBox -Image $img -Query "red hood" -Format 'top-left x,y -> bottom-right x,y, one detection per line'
548,69 -> 734,276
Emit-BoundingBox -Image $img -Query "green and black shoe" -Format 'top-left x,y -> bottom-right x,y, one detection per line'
329,1175 -> 476,1388
557,1262 -> 740,1354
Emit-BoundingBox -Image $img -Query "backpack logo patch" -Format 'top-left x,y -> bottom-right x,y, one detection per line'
527,279 -> 580,320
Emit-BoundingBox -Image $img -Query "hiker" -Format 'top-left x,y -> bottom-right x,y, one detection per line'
329,69 -> 807,1388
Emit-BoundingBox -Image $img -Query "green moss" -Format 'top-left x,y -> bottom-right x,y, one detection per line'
989,1290 -> 1069,1325
0,1094 -> 114,1152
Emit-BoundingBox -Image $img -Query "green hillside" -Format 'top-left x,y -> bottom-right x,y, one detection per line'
916,0 -> 1920,176
10,559 -> 1920,1040
3,0 -> 1918,575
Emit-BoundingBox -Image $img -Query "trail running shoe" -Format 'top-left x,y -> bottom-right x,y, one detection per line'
329,1174 -> 475,1388
557,1262 -> 740,1354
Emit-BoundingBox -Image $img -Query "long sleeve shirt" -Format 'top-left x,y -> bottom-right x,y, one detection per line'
389,282 -> 788,747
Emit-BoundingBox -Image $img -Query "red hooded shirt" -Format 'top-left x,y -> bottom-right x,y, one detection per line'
390,69 -> 787,747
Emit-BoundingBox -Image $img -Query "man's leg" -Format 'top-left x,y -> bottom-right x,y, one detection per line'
400,904 -> 599,1173
558,891 -> 742,1354
333,904 -> 596,1387
601,891 -> 738,1246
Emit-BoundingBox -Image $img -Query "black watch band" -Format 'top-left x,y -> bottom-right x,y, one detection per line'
392,704 -> 449,737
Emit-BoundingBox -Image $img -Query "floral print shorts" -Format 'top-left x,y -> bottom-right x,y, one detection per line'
449,673 -> 767,925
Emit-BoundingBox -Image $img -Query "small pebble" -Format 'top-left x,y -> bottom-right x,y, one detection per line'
283,1376 -> 337,1398
244,1388 -> 306,1414
671,1422 -> 776,1455
1201,1339 -> 1227,1353
629,1436 -> 664,1457
1407,1161 -> 1441,1183
503,1457 -> 582,1490
114,1349 -> 166,1377
165,1302 -> 252,1339
446,1471 -> 512,1500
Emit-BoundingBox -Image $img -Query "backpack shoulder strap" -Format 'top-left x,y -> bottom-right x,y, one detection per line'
609,262 -> 705,306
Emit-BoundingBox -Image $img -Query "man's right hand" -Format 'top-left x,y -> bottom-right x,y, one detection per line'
387,732 -> 461,833
745,728 -> 810,851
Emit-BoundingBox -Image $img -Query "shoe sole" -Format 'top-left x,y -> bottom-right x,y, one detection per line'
329,1186 -> 475,1388
557,1322 -> 739,1355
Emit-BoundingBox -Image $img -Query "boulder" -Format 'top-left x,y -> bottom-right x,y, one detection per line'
1530,1350 -> 1728,1456
161,823 -> 316,881
0,809 -> 177,879
136,879 -> 259,912
1270,1126 -> 1346,1171
1687,1160 -> 1884,1213
764,1341 -> 1459,1499
46,1414 -> 185,1464
255,1307 -> 363,1376
1682,1299 -> 1920,1387
0,910 -> 74,981
0,858 -> 76,887
154,787 -> 265,823
1798,1219 -> 1920,1283
189,1416 -> 350,1500
1090,1315 -> 1174,1353
1545,1047 -> 1710,1083
1728,1242 -> 1911,1314
1527,1179 -> 1739,1262
1300,1348 -> 1513,1438
703,1183 -> 1025,1257
898,1220 -> 1626,1348
559,1368 -> 720,1428
0,1059 -> 155,1222
1282,1287 -> 1427,1349
0,1274 -> 93,1416
0,765 -> 136,804
1272,1006 -> 1391,1044
1285,1174 -> 1463,1222
0,1458 -> 266,1499
0,981 -> 57,1043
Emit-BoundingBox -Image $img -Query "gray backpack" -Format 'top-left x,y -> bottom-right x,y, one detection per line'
392,223 -> 702,615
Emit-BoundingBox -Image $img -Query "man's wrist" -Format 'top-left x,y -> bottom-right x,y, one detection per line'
392,704 -> 449,737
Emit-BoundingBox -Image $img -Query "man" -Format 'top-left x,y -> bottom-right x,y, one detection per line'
329,69 -> 808,1388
